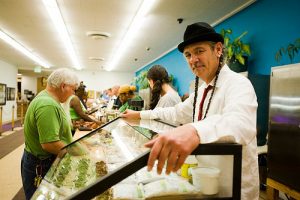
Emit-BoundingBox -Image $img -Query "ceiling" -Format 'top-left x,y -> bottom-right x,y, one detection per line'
0,0 -> 254,75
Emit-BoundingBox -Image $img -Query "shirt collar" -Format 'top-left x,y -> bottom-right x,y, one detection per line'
203,64 -> 229,88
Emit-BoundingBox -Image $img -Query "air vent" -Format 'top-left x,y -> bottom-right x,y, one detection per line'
86,31 -> 111,40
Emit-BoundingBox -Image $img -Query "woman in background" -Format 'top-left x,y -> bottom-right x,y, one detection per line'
70,89 -> 101,121
147,65 -> 181,109
118,85 -> 142,112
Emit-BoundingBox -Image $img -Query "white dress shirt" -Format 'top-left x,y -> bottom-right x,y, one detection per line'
140,64 -> 259,200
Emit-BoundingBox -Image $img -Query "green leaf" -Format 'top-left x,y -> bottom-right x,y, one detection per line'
242,44 -> 251,56
224,37 -> 229,47
237,31 -> 248,40
220,29 -> 225,37
226,29 -> 232,34
236,54 -> 245,65
227,46 -> 233,59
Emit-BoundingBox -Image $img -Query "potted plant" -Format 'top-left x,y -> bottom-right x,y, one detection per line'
275,38 -> 300,64
132,70 -> 149,90
220,28 -> 251,72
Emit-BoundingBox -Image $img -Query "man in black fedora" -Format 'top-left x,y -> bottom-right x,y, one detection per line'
122,22 -> 259,199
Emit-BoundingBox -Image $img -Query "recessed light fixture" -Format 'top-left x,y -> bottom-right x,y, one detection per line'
89,57 -> 105,61
86,31 -> 111,40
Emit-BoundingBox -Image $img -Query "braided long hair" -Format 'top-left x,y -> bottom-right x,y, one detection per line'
147,65 -> 171,109
192,43 -> 225,122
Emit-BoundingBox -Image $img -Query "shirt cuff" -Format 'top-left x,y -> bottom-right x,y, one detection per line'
190,122 -> 217,144
140,110 -> 151,119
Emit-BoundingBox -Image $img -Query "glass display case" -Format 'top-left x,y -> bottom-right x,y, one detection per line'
31,117 -> 242,200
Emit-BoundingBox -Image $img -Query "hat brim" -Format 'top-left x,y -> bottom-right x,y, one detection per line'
178,33 -> 224,53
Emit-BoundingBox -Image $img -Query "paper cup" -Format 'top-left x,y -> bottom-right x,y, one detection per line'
191,167 -> 220,195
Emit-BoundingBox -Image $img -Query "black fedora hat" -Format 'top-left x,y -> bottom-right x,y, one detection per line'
178,22 -> 224,53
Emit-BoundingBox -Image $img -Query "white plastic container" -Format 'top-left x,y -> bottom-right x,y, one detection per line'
191,167 -> 220,195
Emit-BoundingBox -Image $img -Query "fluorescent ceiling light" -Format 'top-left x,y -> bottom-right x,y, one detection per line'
42,0 -> 81,70
105,0 -> 156,71
0,29 -> 50,68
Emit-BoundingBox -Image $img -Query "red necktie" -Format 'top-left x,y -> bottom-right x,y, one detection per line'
198,85 -> 213,121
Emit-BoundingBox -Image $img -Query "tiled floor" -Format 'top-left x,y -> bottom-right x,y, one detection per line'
0,127 -> 270,200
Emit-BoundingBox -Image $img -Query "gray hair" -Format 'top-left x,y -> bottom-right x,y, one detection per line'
47,68 -> 79,88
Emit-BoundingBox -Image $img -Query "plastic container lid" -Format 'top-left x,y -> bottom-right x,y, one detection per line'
194,167 -> 220,178
184,155 -> 198,164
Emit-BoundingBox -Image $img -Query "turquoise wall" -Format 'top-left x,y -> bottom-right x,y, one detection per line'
136,0 -> 300,96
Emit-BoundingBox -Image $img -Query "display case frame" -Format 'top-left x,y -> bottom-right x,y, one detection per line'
64,118 -> 242,200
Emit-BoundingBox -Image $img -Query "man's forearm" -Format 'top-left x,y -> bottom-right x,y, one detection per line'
41,140 -> 66,155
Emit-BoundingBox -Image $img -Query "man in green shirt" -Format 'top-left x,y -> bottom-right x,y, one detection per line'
21,68 -> 79,200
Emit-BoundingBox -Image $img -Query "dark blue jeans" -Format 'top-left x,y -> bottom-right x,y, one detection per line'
21,150 -> 55,200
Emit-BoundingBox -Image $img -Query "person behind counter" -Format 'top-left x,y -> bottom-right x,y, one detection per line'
147,65 -> 181,109
118,85 -> 143,113
69,89 -> 101,128
121,22 -> 259,199
76,81 -> 88,109
107,85 -> 122,109
21,68 -> 79,200
112,85 -> 122,109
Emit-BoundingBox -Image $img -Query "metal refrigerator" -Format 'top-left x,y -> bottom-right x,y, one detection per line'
268,63 -> 300,191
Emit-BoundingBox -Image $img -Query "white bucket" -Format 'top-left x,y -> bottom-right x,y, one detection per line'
191,167 -> 220,195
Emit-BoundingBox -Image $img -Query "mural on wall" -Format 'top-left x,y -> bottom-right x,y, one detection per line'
0,83 -> 6,105
6,87 -> 15,101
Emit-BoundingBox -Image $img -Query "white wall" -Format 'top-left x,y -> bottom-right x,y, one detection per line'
19,70 -> 133,96
21,75 -> 37,99
0,60 -> 17,123
76,70 -> 134,92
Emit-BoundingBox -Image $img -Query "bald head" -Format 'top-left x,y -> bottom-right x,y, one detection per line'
112,85 -> 120,95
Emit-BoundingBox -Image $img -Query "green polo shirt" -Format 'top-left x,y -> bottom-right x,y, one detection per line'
24,90 -> 72,159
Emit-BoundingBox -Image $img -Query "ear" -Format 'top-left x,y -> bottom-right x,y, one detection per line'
61,83 -> 65,92
215,42 -> 223,57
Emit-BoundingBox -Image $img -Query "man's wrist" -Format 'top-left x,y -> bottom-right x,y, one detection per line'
186,123 -> 201,143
